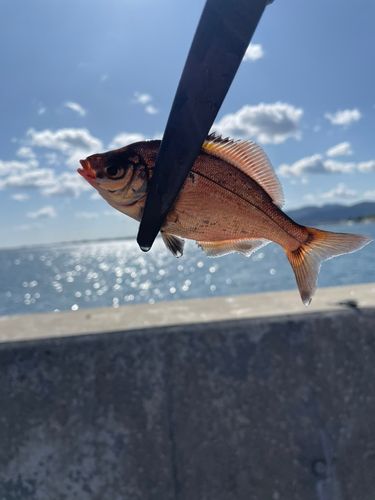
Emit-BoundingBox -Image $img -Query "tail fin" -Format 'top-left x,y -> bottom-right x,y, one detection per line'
285,227 -> 372,306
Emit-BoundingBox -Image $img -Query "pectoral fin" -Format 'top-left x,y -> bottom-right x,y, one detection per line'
161,232 -> 185,258
197,238 -> 270,257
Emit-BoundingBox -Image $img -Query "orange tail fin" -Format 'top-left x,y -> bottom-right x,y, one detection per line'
285,227 -> 372,306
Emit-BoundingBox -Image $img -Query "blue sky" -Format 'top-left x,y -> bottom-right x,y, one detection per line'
1,0 -> 374,248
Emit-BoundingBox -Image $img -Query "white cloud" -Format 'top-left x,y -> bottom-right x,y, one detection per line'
324,109 -> 361,127
279,156 -> 357,177
101,74 -> 108,82
41,172 -> 91,198
214,102 -> 303,144
27,206 -> 57,219
108,132 -> 146,150
38,107 -> 46,115
243,44 -> 264,62
75,212 -> 99,219
26,128 -> 102,168
27,128 -> 101,152
321,183 -> 357,200
0,169 -> 55,189
11,193 -> 30,202
0,154 -> 91,198
0,159 -> 35,176
16,146 -> 36,160
134,92 -> 152,105
145,105 -> 158,115
278,154 -> 326,177
326,142 -> 353,157
357,160 -> 375,173
323,159 -> 356,174
133,92 -> 159,114
90,192 -> 102,200
64,101 -> 86,117
364,190 -> 375,199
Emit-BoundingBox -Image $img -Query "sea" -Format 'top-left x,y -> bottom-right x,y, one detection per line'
1,222 -> 374,318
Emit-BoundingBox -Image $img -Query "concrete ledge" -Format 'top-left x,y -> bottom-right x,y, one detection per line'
2,285 -> 375,499
1,282 -> 375,343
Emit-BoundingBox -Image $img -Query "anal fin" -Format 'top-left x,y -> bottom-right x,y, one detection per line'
197,238 -> 270,258
161,232 -> 185,258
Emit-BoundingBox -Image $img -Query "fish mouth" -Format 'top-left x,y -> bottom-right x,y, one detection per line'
78,159 -> 97,179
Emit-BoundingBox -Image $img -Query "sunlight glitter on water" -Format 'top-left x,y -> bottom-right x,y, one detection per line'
1,222 -> 375,317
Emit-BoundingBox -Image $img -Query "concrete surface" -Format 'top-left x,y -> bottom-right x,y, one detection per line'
1,285 -> 375,499
1,282 -> 375,343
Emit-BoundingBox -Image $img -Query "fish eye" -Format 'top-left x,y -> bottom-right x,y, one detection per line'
104,164 -> 124,179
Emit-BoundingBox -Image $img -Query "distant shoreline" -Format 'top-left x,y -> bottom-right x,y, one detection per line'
296,215 -> 375,226
0,234 -> 139,252
2,217 -> 375,252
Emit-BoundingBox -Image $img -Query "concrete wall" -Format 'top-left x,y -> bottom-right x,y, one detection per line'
2,284 -> 375,500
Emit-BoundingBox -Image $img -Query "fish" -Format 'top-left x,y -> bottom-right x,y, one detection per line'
78,133 -> 372,306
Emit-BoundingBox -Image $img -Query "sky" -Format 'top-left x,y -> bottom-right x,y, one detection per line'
1,0 -> 375,249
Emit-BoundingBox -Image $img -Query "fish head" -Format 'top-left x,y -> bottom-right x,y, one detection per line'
78,144 -> 152,217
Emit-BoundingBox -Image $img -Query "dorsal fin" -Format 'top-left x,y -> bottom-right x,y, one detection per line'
202,133 -> 284,208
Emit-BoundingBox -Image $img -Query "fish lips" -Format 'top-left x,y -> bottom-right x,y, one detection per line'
78,159 -> 98,185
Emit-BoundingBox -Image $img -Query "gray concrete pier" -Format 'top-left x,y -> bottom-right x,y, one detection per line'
1,283 -> 375,499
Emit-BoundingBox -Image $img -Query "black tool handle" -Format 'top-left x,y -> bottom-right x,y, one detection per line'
137,0 -> 270,251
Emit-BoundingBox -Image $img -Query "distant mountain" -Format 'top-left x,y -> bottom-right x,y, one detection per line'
286,202 -> 375,225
